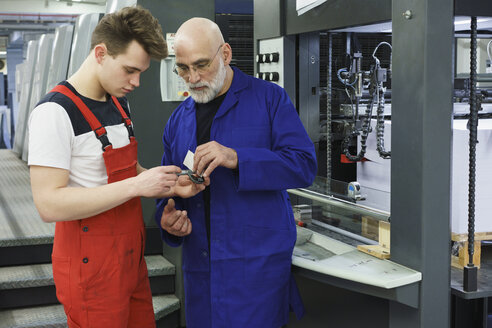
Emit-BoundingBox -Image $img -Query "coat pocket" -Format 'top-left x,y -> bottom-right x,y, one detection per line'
80,236 -> 117,289
51,255 -> 72,314
244,226 -> 293,283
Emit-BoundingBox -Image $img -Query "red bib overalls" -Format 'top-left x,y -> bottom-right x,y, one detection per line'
49,85 -> 155,328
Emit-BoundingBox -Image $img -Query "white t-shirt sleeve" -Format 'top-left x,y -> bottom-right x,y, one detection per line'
27,102 -> 73,170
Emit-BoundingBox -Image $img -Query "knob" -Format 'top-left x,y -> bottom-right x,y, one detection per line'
269,52 -> 280,62
264,73 -> 272,81
269,72 -> 279,82
264,53 -> 271,63
256,72 -> 264,79
256,54 -> 264,63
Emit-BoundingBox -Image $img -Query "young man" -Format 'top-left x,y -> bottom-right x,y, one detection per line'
28,7 -> 205,328
156,18 -> 317,328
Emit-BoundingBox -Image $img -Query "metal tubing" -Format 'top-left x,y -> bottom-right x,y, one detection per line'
312,219 -> 379,245
288,188 -> 390,222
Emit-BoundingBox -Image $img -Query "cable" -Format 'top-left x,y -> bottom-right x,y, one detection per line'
341,93 -> 375,162
337,68 -> 357,87
376,87 -> 391,158
372,42 -> 392,67
341,41 -> 392,162
372,41 -> 392,159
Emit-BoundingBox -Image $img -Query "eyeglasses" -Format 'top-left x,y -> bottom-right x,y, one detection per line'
173,44 -> 223,77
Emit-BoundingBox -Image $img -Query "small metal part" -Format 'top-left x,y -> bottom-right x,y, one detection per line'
177,170 -> 205,184
464,265 -> 478,292
403,10 -> 412,20
347,181 -> 365,201
293,204 -> 312,224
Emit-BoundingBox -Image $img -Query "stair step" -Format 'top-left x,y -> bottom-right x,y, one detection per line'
0,150 -> 54,248
0,244 -> 53,267
0,255 -> 176,309
0,294 -> 180,328
152,294 -> 181,321
0,226 -> 164,267
146,254 -> 175,276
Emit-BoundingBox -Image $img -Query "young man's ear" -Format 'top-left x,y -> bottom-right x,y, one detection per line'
94,44 -> 107,64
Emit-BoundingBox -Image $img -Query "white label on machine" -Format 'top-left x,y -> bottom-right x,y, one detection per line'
166,33 -> 176,55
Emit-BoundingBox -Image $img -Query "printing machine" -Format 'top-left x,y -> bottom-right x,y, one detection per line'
254,0 -> 492,327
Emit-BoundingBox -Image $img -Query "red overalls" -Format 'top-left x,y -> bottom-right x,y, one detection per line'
49,85 -> 155,328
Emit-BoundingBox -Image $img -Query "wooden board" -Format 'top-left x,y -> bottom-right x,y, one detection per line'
357,244 -> 390,260
451,241 -> 482,269
451,231 -> 492,242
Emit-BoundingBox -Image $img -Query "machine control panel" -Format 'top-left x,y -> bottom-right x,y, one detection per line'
160,56 -> 189,102
257,38 -> 288,88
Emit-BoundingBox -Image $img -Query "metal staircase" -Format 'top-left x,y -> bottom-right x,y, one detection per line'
0,149 -> 180,328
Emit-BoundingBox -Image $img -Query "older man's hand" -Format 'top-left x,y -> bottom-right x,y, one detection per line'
193,141 -> 238,178
160,198 -> 192,237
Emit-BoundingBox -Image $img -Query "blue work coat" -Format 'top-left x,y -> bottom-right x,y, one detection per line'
155,67 -> 317,328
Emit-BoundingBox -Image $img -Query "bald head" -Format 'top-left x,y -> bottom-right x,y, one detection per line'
174,17 -> 224,52
173,17 -> 234,102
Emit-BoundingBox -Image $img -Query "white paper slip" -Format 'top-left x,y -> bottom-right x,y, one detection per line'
183,150 -> 195,170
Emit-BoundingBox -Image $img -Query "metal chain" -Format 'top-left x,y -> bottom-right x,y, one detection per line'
467,16 -> 478,265
376,85 -> 391,158
342,90 -> 375,162
327,33 -> 332,188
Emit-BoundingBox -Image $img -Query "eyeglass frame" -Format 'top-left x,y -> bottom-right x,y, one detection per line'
173,44 -> 224,77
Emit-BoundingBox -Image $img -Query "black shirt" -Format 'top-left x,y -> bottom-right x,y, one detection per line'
195,92 -> 227,245
39,81 -> 131,137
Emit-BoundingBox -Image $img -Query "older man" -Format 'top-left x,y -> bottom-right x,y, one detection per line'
156,17 -> 317,328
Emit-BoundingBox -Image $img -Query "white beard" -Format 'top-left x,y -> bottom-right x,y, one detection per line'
186,57 -> 227,104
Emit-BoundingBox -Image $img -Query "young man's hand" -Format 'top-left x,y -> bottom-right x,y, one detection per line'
132,165 -> 180,198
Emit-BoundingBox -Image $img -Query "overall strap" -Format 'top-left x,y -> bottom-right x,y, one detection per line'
111,96 -> 134,138
50,85 -> 111,150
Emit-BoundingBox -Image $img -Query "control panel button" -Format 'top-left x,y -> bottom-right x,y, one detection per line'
269,52 -> 280,62
269,72 -> 280,82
